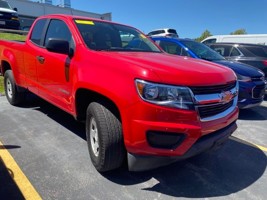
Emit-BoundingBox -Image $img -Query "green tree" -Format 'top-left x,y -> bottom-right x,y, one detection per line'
195,30 -> 212,42
230,29 -> 247,35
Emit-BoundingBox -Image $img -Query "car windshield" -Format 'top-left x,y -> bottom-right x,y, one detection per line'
0,1 -> 12,9
182,40 -> 225,61
74,19 -> 161,53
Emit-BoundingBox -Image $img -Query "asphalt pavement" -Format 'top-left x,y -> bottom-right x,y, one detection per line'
0,95 -> 267,200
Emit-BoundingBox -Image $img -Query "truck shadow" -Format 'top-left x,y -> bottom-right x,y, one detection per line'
105,139 -> 267,198
18,96 -> 267,199
238,104 -> 267,120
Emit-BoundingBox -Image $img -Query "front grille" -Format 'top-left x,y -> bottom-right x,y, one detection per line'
252,84 -> 266,99
190,81 -> 236,95
197,100 -> 234,119
0,12 -> 13,20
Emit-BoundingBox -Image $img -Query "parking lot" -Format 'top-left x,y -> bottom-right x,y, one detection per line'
0,96 -> 267,200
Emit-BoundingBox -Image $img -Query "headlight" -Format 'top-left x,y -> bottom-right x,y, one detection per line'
236,73 -> 251,82
135,79 -> 194,110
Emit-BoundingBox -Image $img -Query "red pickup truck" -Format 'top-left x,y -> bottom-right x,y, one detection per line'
0,14 -> 239,172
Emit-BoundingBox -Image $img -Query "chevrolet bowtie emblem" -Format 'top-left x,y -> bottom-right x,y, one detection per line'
219,91 -> 234,104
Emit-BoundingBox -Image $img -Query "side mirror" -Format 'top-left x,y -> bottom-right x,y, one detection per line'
14,8 -> 18,11
46,38 -> 73,57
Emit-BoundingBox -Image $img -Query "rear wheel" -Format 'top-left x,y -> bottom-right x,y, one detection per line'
86,102 -> 126,172
4,70 -> 25,105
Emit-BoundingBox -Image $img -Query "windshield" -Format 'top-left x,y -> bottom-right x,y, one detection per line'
0,1 -> 12,9
182,40 -> 225,61
74,19 -> 161,52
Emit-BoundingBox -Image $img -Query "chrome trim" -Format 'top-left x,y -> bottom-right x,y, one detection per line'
194,83 -> 238,122
194,85 -> 238,104
198,96 -> 238,122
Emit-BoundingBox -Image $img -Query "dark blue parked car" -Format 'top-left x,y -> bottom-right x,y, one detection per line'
151,37 -> 266,108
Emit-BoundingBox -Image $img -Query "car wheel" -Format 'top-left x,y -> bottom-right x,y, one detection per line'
86,102 -> 126,172
4,70 -> 25,106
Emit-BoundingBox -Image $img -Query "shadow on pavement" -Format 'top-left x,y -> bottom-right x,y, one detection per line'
6,95 -> 267,199
238,104 -> 267,120
104,139 -> 267,198
19,94 -> 86,140
0,156 -> 25,200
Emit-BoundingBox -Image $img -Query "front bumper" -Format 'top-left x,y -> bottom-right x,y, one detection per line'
128,121 -> 237,171
238,81 -> 265,109
0,19 -> 20,30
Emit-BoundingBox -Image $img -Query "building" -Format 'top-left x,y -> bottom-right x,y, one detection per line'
41,0 -> 52,5
7,0 -> 111,30
58,0 -> 71,8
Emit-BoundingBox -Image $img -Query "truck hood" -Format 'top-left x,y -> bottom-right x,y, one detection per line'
102,52 -> 236,86
214,60 -> 264,78
0,8 -> 16,13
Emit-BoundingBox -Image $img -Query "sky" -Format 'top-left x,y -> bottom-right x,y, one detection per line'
69,0 -> 266,39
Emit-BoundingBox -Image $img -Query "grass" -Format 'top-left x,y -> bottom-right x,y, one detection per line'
0,32 -> 26,42
0,76 -> 4,96
0,32 -> 26,95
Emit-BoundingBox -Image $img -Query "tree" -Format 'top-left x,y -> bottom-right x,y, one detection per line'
230,29 -> 247,35
195,30 -> 212,42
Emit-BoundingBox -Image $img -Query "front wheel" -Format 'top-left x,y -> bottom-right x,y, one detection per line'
4,70 -> 25,106
86,102 -> 126,172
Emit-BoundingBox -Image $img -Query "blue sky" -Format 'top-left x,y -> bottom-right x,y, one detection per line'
70,0 -> 267,39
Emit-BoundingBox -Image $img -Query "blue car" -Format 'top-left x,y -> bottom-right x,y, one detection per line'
151,37 -> 266,108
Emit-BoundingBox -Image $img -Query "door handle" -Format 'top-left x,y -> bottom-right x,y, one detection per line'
36,56 -> 45,64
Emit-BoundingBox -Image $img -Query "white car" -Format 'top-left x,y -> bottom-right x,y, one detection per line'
147,28 -> 179,38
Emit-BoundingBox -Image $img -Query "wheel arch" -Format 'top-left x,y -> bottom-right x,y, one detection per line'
75,88 -> 121,122
0,60 -> 12,75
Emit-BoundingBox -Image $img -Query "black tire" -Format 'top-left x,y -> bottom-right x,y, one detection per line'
4,70 -> 25,106
86,102 -> 126,172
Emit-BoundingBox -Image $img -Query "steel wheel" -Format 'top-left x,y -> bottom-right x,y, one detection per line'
6,77 -> 13,99
90,117 -> 99,157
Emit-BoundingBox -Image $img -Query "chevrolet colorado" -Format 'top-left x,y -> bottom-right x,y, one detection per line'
0,14 -> 239,172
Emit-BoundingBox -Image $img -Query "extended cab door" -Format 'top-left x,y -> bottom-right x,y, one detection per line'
36,19 -> 74,111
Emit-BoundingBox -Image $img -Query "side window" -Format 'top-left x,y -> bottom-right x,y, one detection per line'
44,19 -> 72,47
211,45 -> 231,56
159,41 -> 177,54
230,47 -> 241,56
30,19 -> 47,45
158,40 -> 189,56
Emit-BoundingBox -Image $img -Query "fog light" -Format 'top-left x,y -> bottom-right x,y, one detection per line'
146,131 -> 185,149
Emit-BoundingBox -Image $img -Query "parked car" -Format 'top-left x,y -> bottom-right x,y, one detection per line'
201,34 -> 267,45
0,14 -> 239,172
0,0 -> 20,30
208,43 -> 267,80
152,37 -> 266,108
147,28 -> 178,38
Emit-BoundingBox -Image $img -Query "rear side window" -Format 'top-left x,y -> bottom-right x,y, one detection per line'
167,29 -> 177,34
241,46 -> 267,57
30,19 -> 47,45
